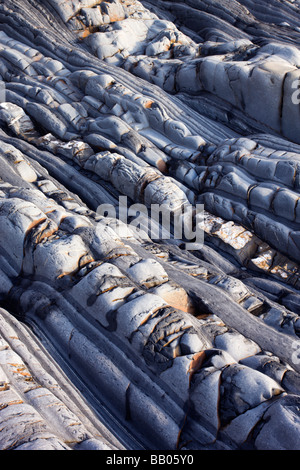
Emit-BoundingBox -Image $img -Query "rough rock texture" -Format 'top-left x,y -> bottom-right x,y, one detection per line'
0,0 -> 299,450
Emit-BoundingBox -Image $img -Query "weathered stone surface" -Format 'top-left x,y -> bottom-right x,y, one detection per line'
0,0 -> 299,452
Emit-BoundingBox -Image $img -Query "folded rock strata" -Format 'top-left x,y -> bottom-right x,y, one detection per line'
0,0 -> 299,451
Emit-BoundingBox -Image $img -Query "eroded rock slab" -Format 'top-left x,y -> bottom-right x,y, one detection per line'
0,0 -> 299,451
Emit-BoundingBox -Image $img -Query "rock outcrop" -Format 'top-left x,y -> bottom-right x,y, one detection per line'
0,0 -> 299,450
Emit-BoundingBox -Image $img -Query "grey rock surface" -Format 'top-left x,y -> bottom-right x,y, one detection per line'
0,0 -> 299,451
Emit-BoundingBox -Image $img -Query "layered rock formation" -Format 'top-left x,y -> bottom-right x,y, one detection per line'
0,0 -> 299,450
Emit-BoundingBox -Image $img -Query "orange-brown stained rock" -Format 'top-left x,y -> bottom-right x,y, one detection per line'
153,284 -> 196,314
0,400 -> 24,411
143,100 -> 155,109
156,159 -> 168,174
0,383 -> 9,392
9,363 -> 32,378
25,217 -> 48,237
188,351 -> 206,386
78,27 -> 92,40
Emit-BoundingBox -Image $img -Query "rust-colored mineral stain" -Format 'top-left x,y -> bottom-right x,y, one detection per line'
0,399 -> 24,411
32,53 -> 44,62
158,290 -> 196,314
0,383 -> 9,392
12,367 -> 32,378
156,159 -> 168,174
78,28 -> 92,40
143,100 -> 154,109
176,412 -> 188,450
25,217 -> 48,236
7,400 -> 24,406
188,351 -> 206,386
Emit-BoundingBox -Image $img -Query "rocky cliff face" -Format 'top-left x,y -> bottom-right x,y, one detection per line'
0,0 -> 299,450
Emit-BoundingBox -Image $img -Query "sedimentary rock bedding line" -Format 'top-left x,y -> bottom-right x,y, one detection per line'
0,0 -> 299,451
0,136 -> 299,449
0,308 -> 123,450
